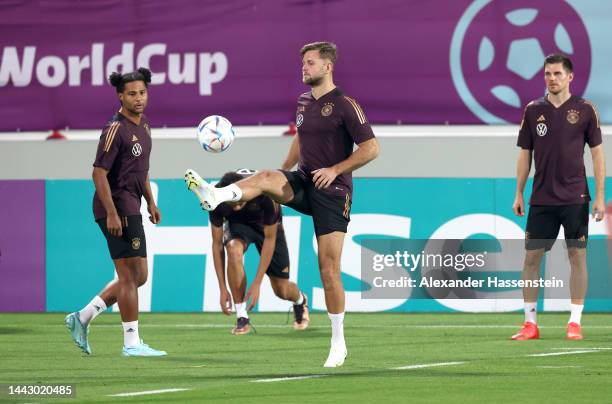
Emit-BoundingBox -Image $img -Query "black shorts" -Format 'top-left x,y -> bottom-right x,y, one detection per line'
223,222 -> 290,279
96,215 -> 147,260
525,204 -> 589,250
281,170 -> 351,236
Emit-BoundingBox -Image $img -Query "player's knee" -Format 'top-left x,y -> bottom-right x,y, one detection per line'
254,170 -> 276,187
136,271 -> 148,287
225,240 -> 244,259
319,266 -> 340,288
567,247 -> 585,260
523,250 -> 544,269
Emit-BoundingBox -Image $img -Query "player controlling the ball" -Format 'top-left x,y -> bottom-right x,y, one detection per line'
185,41 -> 379,367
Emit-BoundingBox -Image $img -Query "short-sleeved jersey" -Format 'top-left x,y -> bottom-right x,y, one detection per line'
209,195 -> 281,229
92,113 -> 152,220
517,95 -> 602,206
295,88 -> 375,196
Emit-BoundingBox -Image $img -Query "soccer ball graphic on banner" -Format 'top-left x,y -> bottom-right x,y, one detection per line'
196,115 -> 235,153
451,1 -> 590,123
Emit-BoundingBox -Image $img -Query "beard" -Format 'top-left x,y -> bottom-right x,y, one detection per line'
303,75 -> 323,87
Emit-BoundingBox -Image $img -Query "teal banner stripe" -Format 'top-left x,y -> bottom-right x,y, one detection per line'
44,178 -> 612,313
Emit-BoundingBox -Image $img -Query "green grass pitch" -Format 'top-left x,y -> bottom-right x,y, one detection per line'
1,313 -> 611,403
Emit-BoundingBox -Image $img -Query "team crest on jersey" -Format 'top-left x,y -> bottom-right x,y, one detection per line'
131,237 -> 141,250
536,123 -> 547,137
132,143 -> 142,156
321,103 -> 334,117
296,114 -> 304,127
566,109 -> 580,124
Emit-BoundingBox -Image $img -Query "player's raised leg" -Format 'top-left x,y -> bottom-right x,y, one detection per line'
185,168 -> 294,211
316,231 -> 348,367
225,239 -> 251,335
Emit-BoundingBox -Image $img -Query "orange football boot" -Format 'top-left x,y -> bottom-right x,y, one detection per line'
566,322 -> 583,340
511,322 -> 540,340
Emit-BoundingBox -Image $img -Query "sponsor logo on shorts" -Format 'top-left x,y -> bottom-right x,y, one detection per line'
282,267 -> 289,273
567,109 -> 580,124
132,143 -> 142,156
131,237 -> 141,250
536,123 -> 547,137
321,103 -> 334,116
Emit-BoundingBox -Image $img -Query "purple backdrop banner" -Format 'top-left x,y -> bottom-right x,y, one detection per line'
0,0 -> 605,130
0,180 -> 46,311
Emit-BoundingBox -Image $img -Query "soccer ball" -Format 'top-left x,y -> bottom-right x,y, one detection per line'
196,115 -> 235,153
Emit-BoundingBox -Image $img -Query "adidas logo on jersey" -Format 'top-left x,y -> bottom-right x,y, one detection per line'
537,115 -> 546,122
132,135 -> 138,141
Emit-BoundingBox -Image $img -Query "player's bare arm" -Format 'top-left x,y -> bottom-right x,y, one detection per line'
92,166 -> 122,236
144,174 -> 161,224
245,221 -> 278,310
211,223 -> 232,315
312,137 -> 379,189
591,144 -> 605,221
281,133 -> 300,170
513,148 -> 532,216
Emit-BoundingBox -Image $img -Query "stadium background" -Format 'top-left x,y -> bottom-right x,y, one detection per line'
1,0 -> 611,313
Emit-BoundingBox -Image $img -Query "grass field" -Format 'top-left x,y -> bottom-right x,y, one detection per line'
1,312 -> 612,403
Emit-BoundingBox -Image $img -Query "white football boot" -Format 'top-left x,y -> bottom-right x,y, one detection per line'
323,343 -> 347,368
184,169 -> 220,211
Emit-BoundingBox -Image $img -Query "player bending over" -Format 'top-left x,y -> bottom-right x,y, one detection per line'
187,169 -> 309,334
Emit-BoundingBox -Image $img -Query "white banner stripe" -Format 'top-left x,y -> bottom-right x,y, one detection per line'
108,388 -> 190,397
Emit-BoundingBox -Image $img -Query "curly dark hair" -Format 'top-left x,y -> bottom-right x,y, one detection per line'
108,67 -> 152,93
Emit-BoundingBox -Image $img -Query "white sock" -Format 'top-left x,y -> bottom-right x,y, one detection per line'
235,302 -> 248,319
216,183 -> 242,202
524,302 -> 537,324
294,292 -> 304,305
328,312 -> 345,347
569,304 -> 584,325
78,296 -> 107,326
122,321 -> 140,348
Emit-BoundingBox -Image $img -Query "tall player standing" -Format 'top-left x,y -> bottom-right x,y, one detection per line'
185,42 -> 379,367
65,68 -> 166,356
512,54 -> 605,341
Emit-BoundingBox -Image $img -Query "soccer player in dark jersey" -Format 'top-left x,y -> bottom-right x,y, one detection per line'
511,54 -> 605,341
191,169 -> 309,335
185,42 -> 379,367
64,68 -> 166,356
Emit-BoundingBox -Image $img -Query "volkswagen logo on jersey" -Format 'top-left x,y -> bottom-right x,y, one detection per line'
132,143 -> 143,156
296,113 -> 304,127
536,123 -> 547,137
